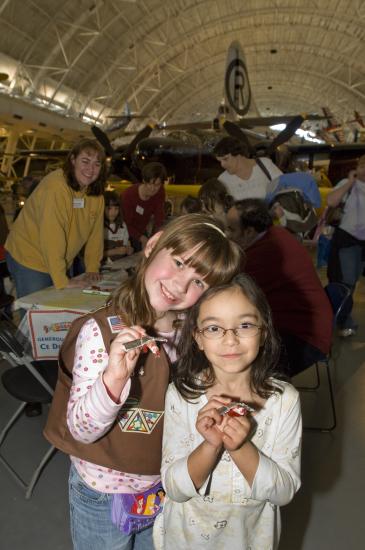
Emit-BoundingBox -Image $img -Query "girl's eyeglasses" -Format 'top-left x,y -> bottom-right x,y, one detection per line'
197,323 -> 262,339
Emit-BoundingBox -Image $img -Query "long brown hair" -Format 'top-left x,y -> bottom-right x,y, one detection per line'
63,138 -> 107,196
112,214 -> 243,327
173,273 -> 283,401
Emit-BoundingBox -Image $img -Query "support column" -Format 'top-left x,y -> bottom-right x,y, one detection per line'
1,131 -> 19,177
23,135 -> 37,177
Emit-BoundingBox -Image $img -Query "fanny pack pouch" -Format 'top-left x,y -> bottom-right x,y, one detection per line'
111,481 -> 165,535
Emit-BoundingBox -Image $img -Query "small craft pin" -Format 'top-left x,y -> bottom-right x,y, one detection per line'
218,402 -> 255,417
123,336 -> 167,357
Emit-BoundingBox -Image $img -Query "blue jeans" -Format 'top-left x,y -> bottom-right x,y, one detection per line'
338,245 -> 365,328
5,251 -> 53,298
69,464 -> 154,550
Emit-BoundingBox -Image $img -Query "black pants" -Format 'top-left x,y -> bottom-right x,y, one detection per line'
279,332 -> 327,377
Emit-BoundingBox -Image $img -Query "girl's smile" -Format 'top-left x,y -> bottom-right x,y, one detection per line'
144,247 -> 209,314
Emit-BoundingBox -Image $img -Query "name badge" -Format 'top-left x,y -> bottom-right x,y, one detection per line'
73,198 -> 85,208
136,205 -> 144,215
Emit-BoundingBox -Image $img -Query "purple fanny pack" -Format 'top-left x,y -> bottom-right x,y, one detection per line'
111,481 -> 165,535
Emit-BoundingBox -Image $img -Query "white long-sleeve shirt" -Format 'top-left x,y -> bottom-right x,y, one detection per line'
154,380 -> 302,550
218,157 -> 282,201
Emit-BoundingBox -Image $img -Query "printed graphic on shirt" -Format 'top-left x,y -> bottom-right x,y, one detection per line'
118,407 -> 163,434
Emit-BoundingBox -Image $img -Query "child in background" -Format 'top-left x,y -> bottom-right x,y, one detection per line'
180,195 -> 202,215
198,178 -> 234,229
104,190 -> 134,261
44,213 -> 242,550
154,273 -> 302,550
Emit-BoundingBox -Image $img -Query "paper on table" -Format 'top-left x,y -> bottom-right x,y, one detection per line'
82,279 -> 120,296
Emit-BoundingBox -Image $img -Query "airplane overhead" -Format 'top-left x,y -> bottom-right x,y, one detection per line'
0,1 -> 365,167
156,41 -> 325,146
9,42 -> 324,185
104,102 -> 152,133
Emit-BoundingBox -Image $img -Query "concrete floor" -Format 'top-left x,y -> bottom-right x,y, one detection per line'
0,282 -> 364,550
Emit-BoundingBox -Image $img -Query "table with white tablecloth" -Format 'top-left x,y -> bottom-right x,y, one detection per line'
14,254 -> 141,359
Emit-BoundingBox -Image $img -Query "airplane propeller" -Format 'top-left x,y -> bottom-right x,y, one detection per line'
123,125 -> 154,157
222,121 -> 255,157
91,124 -> 154,159
91,124 -> 154,182
91,125 -> 115,157
265,114 -> 305,156
223,115 -> 306,158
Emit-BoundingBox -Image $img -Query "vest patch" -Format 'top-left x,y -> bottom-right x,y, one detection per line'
107,315 -> 124,333
118,408 -> 163,434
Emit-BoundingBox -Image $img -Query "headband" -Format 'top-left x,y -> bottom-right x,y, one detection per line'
202,222 -> 226,238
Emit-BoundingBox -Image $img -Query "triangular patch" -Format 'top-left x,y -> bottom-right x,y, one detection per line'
141,410 -> 163,431
126,411 -> 149,432
118,408 -> 136,430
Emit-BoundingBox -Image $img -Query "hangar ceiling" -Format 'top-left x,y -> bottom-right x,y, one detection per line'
0,0 -> 365,136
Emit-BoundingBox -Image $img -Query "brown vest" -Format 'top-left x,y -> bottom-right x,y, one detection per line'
43,305 -> 170,475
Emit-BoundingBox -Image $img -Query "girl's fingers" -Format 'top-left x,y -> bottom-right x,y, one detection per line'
209,395 -> 232,405
199,397 -> 231,414
197,416 -> 215,430
226,416 -> 251,431
146,340 -> 160,357
197,408 -> 223,426
222,417 -> 250,439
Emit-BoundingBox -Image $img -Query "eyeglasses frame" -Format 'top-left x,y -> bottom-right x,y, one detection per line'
197,324 -> 262,339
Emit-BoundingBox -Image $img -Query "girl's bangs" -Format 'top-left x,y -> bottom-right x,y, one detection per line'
165,233 -> 237,286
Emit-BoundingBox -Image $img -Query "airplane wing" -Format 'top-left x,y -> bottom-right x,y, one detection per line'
157,113 -> 324,132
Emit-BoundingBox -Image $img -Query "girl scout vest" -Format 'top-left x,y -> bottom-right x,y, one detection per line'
43,305 -> 170,475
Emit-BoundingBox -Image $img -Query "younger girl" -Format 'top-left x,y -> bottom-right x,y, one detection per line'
44,213 -> 242,550
154,273 -> 302,549
104,190 -> 134,260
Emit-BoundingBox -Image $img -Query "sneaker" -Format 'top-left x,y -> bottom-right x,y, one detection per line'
338,328 -> 356,338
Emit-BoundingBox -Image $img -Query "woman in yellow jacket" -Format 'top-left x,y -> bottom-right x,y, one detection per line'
5,138 -> 107,298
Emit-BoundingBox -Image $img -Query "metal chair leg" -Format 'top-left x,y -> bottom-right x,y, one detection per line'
0,401 -> 27,446
25,445 -> 57,499
0,401 -> 58,498
304,359 -> 337,433
296,363 -> 321,391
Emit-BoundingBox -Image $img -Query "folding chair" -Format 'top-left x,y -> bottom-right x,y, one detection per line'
0,320 -> 58,498
299,282 -> 352,432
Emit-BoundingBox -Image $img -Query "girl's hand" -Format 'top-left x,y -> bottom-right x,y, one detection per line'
104,326 -> 146,383
196,396 -> 231,450
221,414 -> 253,452
126,246 -> 134,256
